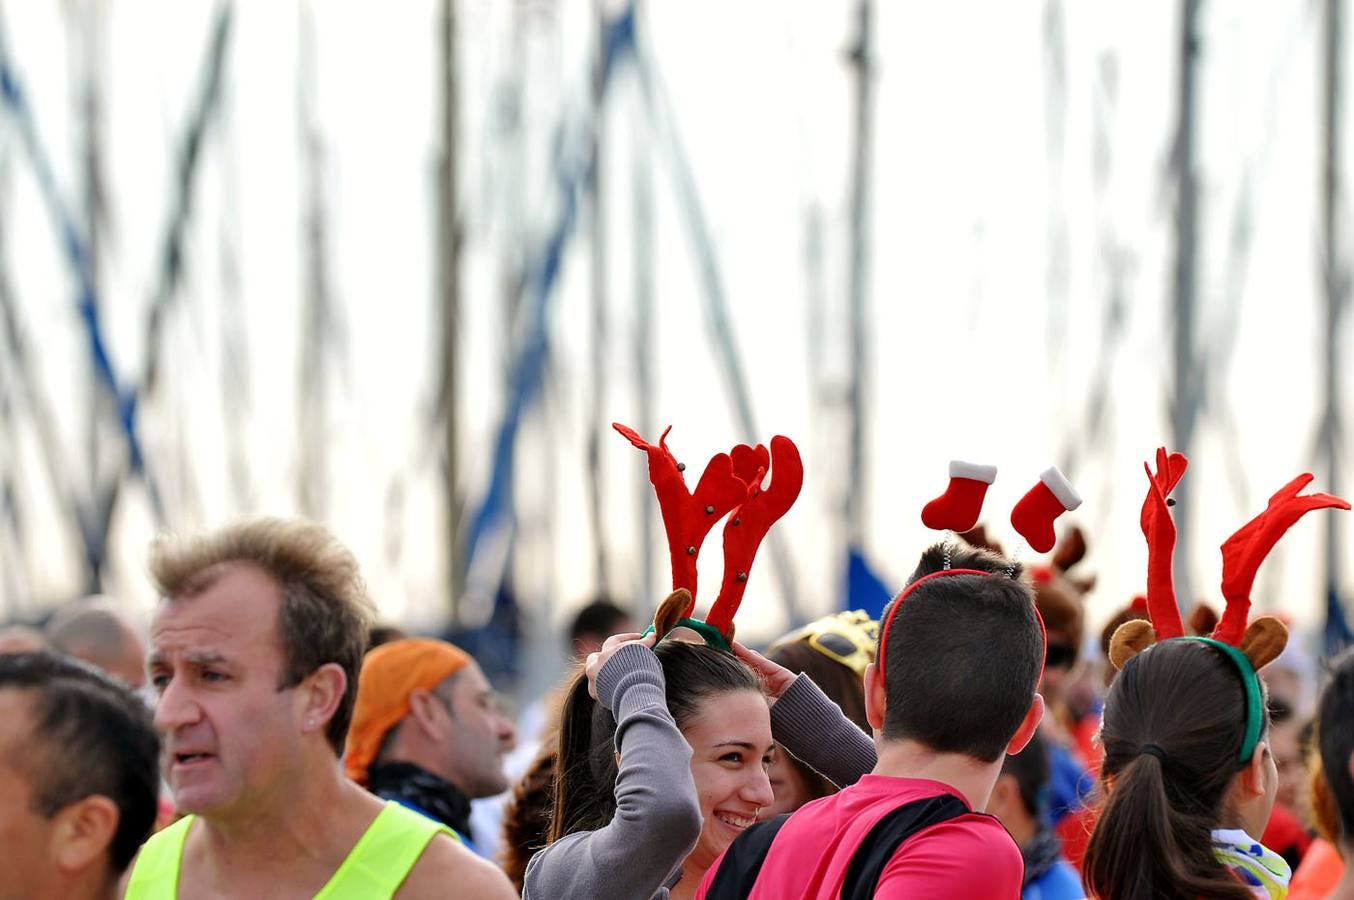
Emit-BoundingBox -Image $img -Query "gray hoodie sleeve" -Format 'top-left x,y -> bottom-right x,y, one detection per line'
770,672 -> 877,788
523,643 -> 702,900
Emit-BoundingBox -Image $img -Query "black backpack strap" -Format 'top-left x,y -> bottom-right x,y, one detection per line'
701,814 -> 791,900
839,794 -> 971,900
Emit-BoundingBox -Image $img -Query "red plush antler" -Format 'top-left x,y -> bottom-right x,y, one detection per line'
705,435 -> 803,637
1141,448 -> 1188,640
613,423 -> 748,611
1214,474 -> 1350,645
730,442 -> 771,488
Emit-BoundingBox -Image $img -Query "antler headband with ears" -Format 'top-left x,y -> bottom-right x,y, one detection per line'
614,423 -> 803,651
878,461 -> 1079,673
1108,448 -> 1350,761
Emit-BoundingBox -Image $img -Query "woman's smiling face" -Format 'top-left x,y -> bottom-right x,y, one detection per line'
680,689 -> 776,876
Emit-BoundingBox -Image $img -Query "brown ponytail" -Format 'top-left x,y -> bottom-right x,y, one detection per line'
547,667 -> 618,843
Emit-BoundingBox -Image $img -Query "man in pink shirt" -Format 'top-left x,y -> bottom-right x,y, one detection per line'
698,543 -> 1046,899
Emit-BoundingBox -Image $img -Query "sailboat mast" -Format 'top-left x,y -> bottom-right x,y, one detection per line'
1321,0 -> 1347,650
440,0 -> 464,619
1170,0 -> 1202,608
845,0 -> 874,550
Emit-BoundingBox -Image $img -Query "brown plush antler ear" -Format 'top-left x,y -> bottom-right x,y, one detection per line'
1051,524 -> 1088,572
1239,615 -> 1288,671
653,589 -> 692,639
1068,574 -> 1097,596
1108,619 -> 1157,670
1186,602 -> 1219,637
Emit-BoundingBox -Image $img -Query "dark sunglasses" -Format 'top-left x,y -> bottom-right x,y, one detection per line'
1044,641 -> 1077,670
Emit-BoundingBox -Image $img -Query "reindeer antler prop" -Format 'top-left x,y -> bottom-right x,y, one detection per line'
1215,474 -> 1349,654
705,435 -> 803,642
1108,449 -> 1349,762
1108,449 -> 1187,668
613,424 -> 747,616
615,424 -> 802,651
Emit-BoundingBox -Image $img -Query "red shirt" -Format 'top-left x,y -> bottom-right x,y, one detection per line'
695,775 -> 1024,899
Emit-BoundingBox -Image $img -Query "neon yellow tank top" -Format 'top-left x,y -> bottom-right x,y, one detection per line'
125,800 -> 458,899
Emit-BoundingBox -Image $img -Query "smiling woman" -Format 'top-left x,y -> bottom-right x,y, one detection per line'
524,635 -> 876,900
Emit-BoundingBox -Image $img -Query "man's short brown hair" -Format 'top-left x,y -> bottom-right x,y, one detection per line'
150,518 -> 375,754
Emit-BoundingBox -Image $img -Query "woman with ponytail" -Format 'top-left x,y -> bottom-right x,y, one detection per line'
1087,450 -> 1347,899
1083,638 -> 1283,899
526,426 -> 874,898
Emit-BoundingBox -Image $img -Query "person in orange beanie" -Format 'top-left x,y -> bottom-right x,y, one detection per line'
346,638 -> 516,856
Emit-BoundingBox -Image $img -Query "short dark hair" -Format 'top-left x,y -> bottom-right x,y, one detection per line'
1318,647 -> 1354,844
0,652 -> 159,873
568,598 -> 630,644
879,543 -> 1042,763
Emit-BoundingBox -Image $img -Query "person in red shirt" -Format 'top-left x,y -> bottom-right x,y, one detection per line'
697,542 -> 1046,899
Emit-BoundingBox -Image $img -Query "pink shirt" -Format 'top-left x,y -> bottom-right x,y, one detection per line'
696,775 -> 1023,899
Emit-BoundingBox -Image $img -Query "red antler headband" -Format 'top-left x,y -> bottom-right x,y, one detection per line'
615,423 -> 803,650
1112,449 -> 1350,666
1216,473 -> 1350,644
1108,449 -> 1350,762
878,462 -> 1074,674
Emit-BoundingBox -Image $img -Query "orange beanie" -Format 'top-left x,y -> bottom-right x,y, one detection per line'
344,638 -> 471,785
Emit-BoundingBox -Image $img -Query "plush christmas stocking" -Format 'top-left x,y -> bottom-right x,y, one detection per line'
921,461 -> 997,532
1010,467 -> 1082,553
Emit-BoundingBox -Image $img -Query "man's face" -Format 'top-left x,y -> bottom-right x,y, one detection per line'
0,691 -> 62,899
437,663 -> 515,798
148,565 -> 303,820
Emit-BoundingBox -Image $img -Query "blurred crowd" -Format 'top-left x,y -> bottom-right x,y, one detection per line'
1,449 -> 1353,900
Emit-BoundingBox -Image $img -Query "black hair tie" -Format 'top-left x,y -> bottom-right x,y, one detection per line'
1140,743 -> 1168,764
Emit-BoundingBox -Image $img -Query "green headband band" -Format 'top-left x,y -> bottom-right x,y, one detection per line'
1175,636 -> 1264,763
641,618 -> 733,653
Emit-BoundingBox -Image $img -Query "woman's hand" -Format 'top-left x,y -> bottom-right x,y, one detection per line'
732,641 -> 798,704
585,631 -> 657,699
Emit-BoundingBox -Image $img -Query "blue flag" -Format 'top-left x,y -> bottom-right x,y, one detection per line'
845,546 -> 892,620
1325,585 -> 1352,659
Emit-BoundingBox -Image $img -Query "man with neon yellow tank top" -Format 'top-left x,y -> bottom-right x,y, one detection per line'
119,519 -> 515,900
